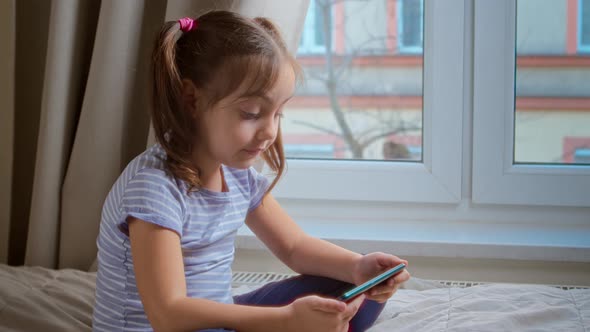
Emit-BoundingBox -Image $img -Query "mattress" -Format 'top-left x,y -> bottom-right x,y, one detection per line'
1,264 -> 588,331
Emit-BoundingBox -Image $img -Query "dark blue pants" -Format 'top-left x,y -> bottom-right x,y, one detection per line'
233,275 -> 385,332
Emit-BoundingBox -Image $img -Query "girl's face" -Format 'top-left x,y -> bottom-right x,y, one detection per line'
194,63 -> 295,171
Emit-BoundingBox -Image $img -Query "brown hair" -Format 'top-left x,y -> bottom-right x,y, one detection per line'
150,11 -> 301,193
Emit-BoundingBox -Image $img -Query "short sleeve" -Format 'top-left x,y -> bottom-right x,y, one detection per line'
247,167 -> 271,212
120,168 -> 185,237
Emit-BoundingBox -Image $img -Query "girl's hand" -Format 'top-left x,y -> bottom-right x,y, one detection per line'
283,294 -> 365,332
351,252 -> 411,303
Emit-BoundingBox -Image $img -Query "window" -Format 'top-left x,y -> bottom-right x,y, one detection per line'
575,148 -> 590,163
241,0 -> 590,264
279,0 -> 463,203
398,0 -> 424,53
514,0 -> 590,165
473,0 -> 590,207
298,0 -> 331,54
580,0 -> 590,53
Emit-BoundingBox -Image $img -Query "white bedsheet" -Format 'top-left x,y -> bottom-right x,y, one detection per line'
235,277 -> 590,332
1,264 -> 589,331
368,278 -> 590,332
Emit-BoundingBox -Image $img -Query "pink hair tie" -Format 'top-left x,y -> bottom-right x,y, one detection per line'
178,17 -> 197,32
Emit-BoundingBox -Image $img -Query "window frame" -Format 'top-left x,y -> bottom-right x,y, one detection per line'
275,0 -> 464,204
472,0 -> 590,207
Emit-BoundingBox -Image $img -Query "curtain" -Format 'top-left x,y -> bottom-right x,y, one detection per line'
0,0 -> 15,264
3,0 -> 309,270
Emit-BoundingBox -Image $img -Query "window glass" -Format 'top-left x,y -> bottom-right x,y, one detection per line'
285,0 -> 424,161
514,0 -> 590,165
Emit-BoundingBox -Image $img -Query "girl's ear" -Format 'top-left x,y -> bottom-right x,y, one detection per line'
181,78 -> 199,116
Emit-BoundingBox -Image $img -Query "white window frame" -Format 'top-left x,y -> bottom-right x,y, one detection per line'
275,0 -> 464,204
472,0 -> 590,207
397,0 -> 424,54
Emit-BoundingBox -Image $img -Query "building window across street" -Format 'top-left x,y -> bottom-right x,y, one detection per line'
398,0 -> 424,53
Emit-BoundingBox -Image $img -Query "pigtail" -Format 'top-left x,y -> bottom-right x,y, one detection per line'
151,22 -> 182,146
151,21 -> 201,190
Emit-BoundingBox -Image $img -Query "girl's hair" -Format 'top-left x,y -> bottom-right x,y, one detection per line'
151,11 -> 301,193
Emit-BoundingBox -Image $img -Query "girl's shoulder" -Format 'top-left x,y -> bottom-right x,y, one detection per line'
119,144 -> 178,187
128,143 -> 166,169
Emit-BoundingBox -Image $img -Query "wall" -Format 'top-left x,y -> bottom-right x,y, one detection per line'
517,0 -> 567,54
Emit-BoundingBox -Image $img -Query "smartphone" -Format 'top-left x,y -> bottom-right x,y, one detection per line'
337,263 -> 406,302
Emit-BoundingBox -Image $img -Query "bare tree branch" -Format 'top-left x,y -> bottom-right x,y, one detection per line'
333,34 -> 395,81
315,1 -> 364,157
294,0 -> 416,158
290,120 -> 342,137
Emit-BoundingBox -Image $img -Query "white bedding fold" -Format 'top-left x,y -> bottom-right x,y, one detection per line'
369,282 -> 590,332
1,264 -> 588,332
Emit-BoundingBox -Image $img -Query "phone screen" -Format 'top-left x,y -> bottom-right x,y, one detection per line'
337,263 -> 406,302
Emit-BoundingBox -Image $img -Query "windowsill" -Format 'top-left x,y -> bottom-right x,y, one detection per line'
236,219 -> 590,263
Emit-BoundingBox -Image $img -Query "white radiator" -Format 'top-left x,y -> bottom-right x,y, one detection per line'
231,271 -> 589,290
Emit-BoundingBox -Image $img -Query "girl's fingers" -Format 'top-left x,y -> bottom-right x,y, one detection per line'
395,270 -> 411,283
368,279 -> 406,298
387,278 -> 396,287
371,276 -> 404,294
370,292 -> 395,303
343,294 -> 365,320
309,296 -> 346,313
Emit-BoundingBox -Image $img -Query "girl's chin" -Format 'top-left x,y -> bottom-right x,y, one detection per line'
224,159 -> 256,169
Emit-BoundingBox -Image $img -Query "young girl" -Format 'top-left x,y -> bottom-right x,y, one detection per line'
92,11 -> 410,332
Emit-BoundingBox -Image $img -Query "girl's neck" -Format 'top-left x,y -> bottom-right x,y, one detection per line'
191,143 -> 227,192
199,164 -> 228,192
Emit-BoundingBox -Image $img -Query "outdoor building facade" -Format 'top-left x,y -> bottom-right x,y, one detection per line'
282,0 -> 590,165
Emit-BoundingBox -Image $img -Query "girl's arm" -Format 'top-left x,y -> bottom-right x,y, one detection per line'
128,217 -> 358,332
245,194 -> 363,284
128,217 -> 288,331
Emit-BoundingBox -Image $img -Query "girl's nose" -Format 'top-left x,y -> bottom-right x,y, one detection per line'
256,118 -> 277,141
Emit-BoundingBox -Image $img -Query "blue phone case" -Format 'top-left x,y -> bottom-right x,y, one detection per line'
337,263 -> 406,302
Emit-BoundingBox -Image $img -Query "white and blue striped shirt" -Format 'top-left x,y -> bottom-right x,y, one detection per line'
92,144 -> 269,331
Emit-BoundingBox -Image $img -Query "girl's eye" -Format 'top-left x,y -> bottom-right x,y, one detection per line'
240,111 -> 260,120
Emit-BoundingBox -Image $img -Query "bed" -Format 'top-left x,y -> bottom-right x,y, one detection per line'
1,263 -> 589,331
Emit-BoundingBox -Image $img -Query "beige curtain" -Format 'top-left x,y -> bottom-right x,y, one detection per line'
0,0 -> 15,264
4,0 -> 308,270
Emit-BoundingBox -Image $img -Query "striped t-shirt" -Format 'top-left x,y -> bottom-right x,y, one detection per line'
92,144 -> 269,332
